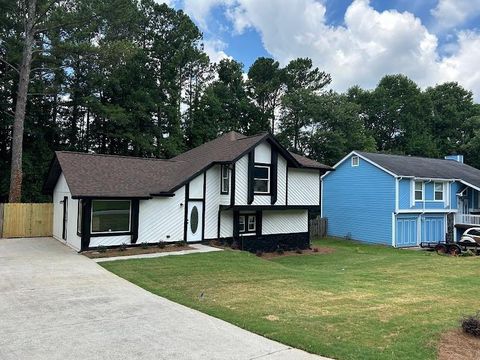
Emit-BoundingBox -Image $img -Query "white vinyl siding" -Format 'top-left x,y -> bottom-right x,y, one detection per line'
138,186 -> 186,243
89,235 -> 131,247
262,210 -> 308,234
220,210 -> 233,238
52,173 -> 81,250
254,141 -> 271,164
287,168 -> 320,205
189,173 -> 204,199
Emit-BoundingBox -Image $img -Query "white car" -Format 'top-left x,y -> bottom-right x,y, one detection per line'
460,228 -> 480,244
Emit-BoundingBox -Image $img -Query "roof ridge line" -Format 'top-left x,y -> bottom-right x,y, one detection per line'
56,151 -> 177,162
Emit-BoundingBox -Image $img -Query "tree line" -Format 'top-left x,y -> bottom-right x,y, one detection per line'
1,0 -> 480,202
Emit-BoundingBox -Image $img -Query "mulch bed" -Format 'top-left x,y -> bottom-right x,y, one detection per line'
83,244 -> 193,259
208,241 -> 335,259
438,329 -> 480,360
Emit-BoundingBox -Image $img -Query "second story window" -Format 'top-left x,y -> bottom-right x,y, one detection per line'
414,181 -> 424,201
254,165 -> 270,194
221,165 -> 229,194
434,182 -> 444,201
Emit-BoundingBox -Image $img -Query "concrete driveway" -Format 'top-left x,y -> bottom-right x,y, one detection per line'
0,237 -> 330,360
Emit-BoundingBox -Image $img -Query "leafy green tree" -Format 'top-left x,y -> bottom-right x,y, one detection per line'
246,57 -> 284,133
279,58 -> 331,151
426,82 -> 479,156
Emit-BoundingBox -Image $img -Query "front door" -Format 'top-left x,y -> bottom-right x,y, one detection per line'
62,196 -> 68,240
186,201 -> 203,242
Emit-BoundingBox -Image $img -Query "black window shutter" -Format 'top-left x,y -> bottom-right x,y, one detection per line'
270,149 -> 278,204
131,199 -> 140,244
233,210 -> 240,238
247,151 -> 254,204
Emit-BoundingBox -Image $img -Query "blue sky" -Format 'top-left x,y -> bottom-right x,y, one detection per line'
168,0 -> 480,100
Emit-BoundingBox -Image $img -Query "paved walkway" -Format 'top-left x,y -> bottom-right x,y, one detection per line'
0,237 -> 331,360
94,243 -> 223,263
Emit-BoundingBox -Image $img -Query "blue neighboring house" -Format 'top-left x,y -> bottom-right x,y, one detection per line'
322,151 -> 480,247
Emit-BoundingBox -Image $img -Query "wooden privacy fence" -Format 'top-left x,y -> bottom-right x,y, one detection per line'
310,216 -> 327,238
0,203 -> 53,238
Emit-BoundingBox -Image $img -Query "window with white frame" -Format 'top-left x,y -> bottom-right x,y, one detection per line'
221,165 -> 229,194
91,200 -> 131,233
351,155 -> 359,167
239,214 -> 256,234
434,182 -> 444,201
253,165 -> 270,194
414,181 -> 424,201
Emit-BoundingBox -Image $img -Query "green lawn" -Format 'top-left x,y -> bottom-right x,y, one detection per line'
100,238 -> 480,360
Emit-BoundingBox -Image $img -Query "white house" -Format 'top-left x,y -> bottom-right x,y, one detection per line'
43,131 -> 332,252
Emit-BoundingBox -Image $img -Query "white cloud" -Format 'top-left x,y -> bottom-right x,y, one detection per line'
182,0 -> 480,100
203,38 -> 232,63
431,0 -> 480,30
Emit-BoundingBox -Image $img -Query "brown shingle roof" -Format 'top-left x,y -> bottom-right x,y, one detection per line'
44,131 -> 332,198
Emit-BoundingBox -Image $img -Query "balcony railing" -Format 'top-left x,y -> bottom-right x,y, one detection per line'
455,214 -> 480,226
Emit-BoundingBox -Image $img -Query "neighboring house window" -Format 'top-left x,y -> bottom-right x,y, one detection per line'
239,214 -> 256,234
254,165 -> 270,194
91,200 -> 131,233
221,165 -> 229,194
351,156 -> 359,167
414,181 -> 424,201
77,200 -> 82,235
434,182 -> 444,201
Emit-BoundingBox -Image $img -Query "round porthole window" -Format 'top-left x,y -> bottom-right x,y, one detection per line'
190,206 -> 199,234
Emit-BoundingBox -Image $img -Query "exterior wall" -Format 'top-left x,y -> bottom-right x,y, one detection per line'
52,173 -> 81,250
220,210 -> 233,238
399,179 -> 457,211
262,210 -> 308,235
254,141 -> 271,163
137,186 -> 186,243
90,235 -> 131,247
234,141 -> 291,206
287,168 -> 320,206
323,154 -> 395,245
189,173 -> 204,199
235,155 -> 249,205
277,156 -> 287,205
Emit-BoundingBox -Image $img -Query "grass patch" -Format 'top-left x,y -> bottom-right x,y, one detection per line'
100,238 -> 480,360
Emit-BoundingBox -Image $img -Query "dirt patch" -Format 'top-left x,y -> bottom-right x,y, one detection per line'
438,328 -> 480,360
83,245 -> 193,259
261,247 -> 335,259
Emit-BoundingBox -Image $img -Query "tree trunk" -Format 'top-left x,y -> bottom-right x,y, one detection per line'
9,0 -> 36,203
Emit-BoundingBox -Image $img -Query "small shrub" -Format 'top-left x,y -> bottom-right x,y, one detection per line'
313,247 -> 319,253
97,246 -> 107,253
295,248 -> 303,254
345,232 -> 352,241
141,242 -> 149,249
176,241 -> 186,247
461,313 -> 480,337
119,243 -> 127,251
256,250 -> 263,257
231,240 -> 239,250
276,247 -> 284,255
157,241 -> 166,249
